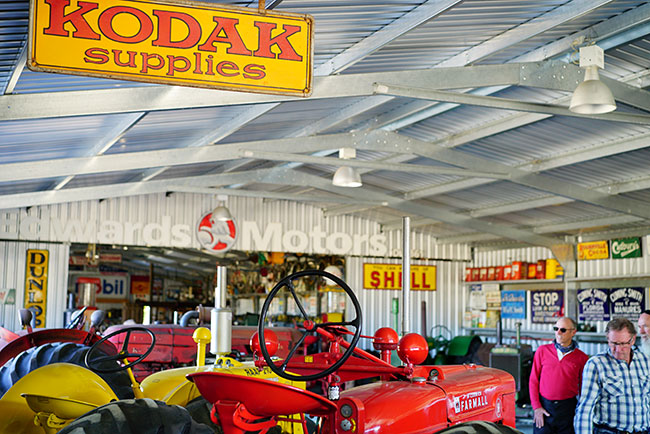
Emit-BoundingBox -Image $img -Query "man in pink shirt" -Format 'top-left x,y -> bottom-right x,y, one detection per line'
529,317 -> 589,434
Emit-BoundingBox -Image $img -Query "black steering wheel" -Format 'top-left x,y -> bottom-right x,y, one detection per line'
66,306 -> 88,329
85,327 -> 156,373
258,269 -> 362,382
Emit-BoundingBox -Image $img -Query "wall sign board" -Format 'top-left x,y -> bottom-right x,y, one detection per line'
363,263 -> 436,290
24,249 -> 49,327
29,0 -> 314,96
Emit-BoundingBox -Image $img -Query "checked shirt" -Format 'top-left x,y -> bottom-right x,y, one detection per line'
574,349 -> 650,434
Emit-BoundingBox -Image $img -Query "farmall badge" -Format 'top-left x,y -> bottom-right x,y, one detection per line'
28,0 -> 313,96
196,211 -> 237,254
452,391 -> 488,413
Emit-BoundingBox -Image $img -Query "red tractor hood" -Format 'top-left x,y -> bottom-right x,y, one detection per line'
333,365 -> 516,434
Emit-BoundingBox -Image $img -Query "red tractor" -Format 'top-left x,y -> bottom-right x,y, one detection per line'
185,270 -> 518,434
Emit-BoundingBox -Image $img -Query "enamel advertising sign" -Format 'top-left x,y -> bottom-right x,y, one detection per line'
28,0 -> 314,95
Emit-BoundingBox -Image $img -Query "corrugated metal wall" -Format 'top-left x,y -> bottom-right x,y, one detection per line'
471,240 -> 650,356
346,256 -> 467,351
3,195 -> 471,260
0,241 -> 69,330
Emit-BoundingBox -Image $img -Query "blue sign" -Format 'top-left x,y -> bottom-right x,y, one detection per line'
501,290 -> 526,319
531,289 -> 564,324
577,288 -> 610,322
610,287 -> 645,321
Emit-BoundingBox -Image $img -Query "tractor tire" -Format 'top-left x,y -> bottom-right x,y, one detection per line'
58,398 -> 215,434
0,342 -> 133,399
185,397 -> 222,433
436,421 -> 523,434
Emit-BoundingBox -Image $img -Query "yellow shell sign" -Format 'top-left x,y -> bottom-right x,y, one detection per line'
29,0 -> 314,96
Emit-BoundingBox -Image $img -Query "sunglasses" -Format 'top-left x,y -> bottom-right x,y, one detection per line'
553,326 -> 575,333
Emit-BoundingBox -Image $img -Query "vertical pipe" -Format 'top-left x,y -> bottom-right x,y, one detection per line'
211,265 -> 232,354
402,216 -> 411,335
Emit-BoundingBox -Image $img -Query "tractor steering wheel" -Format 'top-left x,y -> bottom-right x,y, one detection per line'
85,327 -> 156,373
430,325 -> 452,351
258,269 -> 362,382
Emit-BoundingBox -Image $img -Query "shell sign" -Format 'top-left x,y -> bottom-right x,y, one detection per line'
28,0 -> 314,96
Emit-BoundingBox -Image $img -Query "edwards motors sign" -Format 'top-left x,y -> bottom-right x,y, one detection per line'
29,0 -> 314,95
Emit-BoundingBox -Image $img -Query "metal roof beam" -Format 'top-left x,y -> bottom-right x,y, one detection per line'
286,171 -> 566,249
374,82 -> 650,125
0,134 -> 351,182
355,130 -> 650,220
378,2 -> 650,130
0,63 -> 554,121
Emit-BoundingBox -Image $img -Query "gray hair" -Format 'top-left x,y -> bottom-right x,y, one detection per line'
606,317 -> 637,336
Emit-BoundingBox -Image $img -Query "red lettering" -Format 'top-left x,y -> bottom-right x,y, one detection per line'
193,52 -> 202,74
43,0 -> 100,39
421,272 -> 431,289
198,17 -> 252,55
205,55 -> 214,75
113,49 -> 137,67
84,47 -> 108,64
216,60 -> 238,77
99,6 -> 153,43
411,271 -> 420,289
384,272 -> 395,288
370,271 -> 380,288
166,55 -> 191,76
152,10 -> 201,48
140,52 -> 164,73
253,22 -> 302,61
243,64 -> 265,79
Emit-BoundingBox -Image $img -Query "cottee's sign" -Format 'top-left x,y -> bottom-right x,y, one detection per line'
28,0 -> 314,95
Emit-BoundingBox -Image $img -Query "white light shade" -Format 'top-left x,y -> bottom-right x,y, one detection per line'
332,166 -> 362,187
211,205 -> 233,221
569,66 -> 616,114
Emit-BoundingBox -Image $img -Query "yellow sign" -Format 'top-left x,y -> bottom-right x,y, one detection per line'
363,263 -> 436,290
29,0 -> 314,96
577,240 -> 609,260
24,249 -> 49,328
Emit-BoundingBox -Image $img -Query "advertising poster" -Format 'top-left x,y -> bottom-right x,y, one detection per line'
531,289 -> 564,324
577,288 -> 610,322
469,284 -> 486,310
501,290 -> 526,319
610,287 -> 645,321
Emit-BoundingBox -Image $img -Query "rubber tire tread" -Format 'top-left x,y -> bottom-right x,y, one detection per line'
58,398 -> 215,434
0,342 -> 134,399
435,421 -> 523,434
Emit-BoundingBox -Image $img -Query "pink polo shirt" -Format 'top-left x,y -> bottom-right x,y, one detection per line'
528,342 -> 589,410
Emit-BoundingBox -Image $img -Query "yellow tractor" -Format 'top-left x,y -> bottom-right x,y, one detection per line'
0,325 -> 308,434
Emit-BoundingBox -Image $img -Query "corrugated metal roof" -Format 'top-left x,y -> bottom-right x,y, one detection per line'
1,0 -> 650,252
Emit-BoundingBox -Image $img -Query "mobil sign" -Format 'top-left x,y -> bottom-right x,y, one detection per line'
75,274 -> 129,300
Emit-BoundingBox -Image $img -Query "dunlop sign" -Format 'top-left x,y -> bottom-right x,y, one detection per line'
24,249 -> 49,328
29,0 -> 314,95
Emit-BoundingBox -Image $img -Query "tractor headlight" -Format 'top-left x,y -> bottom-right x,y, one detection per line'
340,404 -> 353,418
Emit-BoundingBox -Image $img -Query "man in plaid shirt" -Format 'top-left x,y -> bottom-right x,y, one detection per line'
574,317 -> 650,434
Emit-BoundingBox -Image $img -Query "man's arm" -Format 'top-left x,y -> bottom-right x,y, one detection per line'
574,357 -> 600,434
529,346 -> 543,409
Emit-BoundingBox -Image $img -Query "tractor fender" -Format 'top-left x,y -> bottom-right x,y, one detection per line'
0,329 -> 102,367
0,363 -> 118,434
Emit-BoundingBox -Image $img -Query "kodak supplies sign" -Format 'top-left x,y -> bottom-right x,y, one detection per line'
29,0 -> 314,95
363,263 -> 436,290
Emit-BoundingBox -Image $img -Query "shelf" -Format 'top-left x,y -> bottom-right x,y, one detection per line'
463,327 -> 606,343
567,275 -> 650,282
463,279 -> 564,285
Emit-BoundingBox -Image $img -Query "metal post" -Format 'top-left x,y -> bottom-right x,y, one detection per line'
211,266 -> 232,354
402,216 -> 411,335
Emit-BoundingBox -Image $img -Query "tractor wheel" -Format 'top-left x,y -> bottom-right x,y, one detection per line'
0,342 -> 133,399
185,397 -> 222,433
435,421 -> 523,434
58,399 -> 215,434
